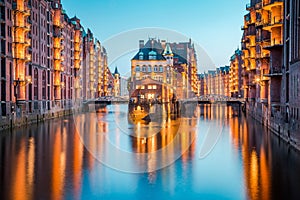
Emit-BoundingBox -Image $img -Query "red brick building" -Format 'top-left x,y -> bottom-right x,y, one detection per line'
0,0 -> 109,129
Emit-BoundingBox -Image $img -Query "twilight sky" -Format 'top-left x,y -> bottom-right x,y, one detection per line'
62,0 -> 247,75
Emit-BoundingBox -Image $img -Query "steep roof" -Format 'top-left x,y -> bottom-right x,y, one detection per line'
163,43 -> 173,56
132,38 -> 165,61
114,66 -> 120,75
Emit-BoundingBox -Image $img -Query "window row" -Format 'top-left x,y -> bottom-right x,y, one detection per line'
135,85 -> 157,90
135,65 -> 164,72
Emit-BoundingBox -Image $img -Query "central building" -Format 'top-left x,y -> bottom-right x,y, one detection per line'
130,39 -> 176,103
130,38 -> 198,103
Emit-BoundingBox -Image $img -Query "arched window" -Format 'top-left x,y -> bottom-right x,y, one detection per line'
136,65 -> 140,72
159,65 -> 163,72
142,65 -> 147,72
148,65 -> 152,72
154,65 -> 158,72
42,70 -> 46,99
34,69 -> 38,100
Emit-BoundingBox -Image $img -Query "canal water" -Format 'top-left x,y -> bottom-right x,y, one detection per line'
0,104 -> 300,200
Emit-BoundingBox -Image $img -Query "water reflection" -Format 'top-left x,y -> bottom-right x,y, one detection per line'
0,104 -> 299,200
74,103 -> 198,173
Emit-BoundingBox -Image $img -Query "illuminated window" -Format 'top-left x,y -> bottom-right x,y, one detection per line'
148,85 -> 152,89
154,65 -> 158,72
153,85 -> 157,89
141,85 -> 145,89
143,75 -> 150,79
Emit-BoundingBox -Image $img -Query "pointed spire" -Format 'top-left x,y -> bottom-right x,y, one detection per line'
114,66 -> 120,75
163,43 -> 173,56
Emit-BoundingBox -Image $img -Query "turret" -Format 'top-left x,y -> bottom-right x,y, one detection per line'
163,43 -> 174,66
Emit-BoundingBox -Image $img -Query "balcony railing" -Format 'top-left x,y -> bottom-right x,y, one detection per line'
12,2 -> 30,15
256,52 -> 270,59
14,53 -> 26,60
17,38 -> 30,47
265,16 -> 283,27
54,80 -> 61,86
14,21 -> 30,31
264,65 -> 282,76
264,38 -> 283,49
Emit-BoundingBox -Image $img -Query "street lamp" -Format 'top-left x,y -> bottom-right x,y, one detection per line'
13,75 -> 32,104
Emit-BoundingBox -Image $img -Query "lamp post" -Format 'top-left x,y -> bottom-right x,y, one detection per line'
13,75 -> 32,105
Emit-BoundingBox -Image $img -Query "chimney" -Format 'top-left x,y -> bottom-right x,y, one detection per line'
139,40 -> 144,49
161,40 -> 166,49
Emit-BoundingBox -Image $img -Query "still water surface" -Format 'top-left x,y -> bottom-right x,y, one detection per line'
0,104 -> 300,200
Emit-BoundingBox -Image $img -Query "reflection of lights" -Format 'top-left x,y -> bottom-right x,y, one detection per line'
137,106 -> 141,111
250,150 -> 259,199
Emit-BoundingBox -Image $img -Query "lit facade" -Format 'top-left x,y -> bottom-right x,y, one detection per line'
241,0 -> 283,122
241,0 -> 300,147
130,38 -> 198,102
0,0 -> 109,125
12,0 -> 31,106
200,66 -> 230,97
229,49 -> 244,98
71,16 -> 83,104
81,29 -> 108,100
130,39 -> 178,103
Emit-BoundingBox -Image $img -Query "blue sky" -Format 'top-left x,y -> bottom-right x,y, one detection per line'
62,0 -> 247,74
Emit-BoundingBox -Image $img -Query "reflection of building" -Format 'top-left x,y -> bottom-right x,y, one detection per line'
229,49 -> 244,98
130,38 -> 198,102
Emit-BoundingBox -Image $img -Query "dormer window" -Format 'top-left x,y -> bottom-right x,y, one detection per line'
139,52 -> 144,60
149,50 -> 157,60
